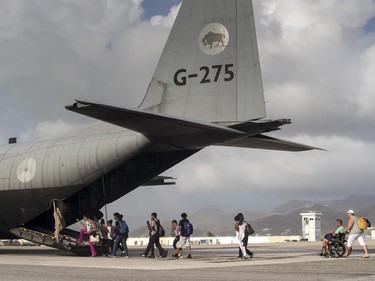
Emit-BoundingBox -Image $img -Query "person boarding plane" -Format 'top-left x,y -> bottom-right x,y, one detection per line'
0,0 -> 319,254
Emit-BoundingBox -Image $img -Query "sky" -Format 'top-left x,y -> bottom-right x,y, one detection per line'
1,0 -> 375,230
142,0 -> 181,19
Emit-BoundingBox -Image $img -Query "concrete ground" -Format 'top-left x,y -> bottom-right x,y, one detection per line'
0,240 -> 375,281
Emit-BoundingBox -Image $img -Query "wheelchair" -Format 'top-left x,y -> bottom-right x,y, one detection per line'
321,233 -> 349,258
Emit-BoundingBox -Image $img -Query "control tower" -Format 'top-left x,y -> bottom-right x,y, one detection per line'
300,211 -> 322,242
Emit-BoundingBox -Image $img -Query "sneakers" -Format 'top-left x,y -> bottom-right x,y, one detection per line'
187,254 -> 192,259
109,254 -> 128,258
172,253 -> 179,258
140,254 -> 146,257
158,250 -> 168,258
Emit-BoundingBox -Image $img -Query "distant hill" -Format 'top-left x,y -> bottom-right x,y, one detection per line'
130,194 -> 375,237
272,194 -> 375,214
271,199 -> 312,214
325,194 -> 375,213
253,205 -> 343,236
255,200 -> 375,236
189,205 -> 269,236
129,205 -> 269,237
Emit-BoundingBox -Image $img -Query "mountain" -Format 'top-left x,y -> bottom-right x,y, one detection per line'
325,194 -> 375,213
129,205 -> 269,237
271,199 -> 312,214
129,194 -> 375,237
255,200 -> 375,236
253,205 -> 343,236
271,194 -> 375,214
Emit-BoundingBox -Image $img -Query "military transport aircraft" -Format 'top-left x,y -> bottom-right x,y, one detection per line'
0,0 -> 318,252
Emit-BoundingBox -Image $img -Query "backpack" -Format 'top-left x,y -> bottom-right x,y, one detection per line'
158,223 -> 165,237
181,220 -> 193,236
118,220 -> 129,234
358,217 -> 371,230
153,220 -> 165,237
245,222 -> 255,235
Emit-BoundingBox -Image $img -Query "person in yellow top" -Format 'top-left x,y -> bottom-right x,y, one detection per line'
320,219 -> 344,256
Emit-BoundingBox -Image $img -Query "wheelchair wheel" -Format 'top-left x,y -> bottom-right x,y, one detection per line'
331,240 -> 345,257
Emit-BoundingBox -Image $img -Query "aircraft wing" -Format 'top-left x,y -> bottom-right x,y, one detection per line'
66,100 -> 246,148
218,134 -> 323,152
66,100 -> 321,151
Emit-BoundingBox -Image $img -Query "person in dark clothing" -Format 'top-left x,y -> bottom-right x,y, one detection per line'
234,213 -> 254,259
100,219 -> 110,256
141,212 -> 167,258
176,213 -> 192,259
108,212 -> 129,258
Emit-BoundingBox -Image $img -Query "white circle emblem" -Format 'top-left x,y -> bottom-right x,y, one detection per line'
199,23 -> 229,55
17,158 -> 36,183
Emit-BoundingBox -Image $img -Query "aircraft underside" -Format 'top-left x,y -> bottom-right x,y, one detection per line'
0,147 -> 198,239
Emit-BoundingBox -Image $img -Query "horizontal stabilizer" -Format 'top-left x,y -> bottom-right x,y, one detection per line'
66,100 -> 245,148
142,176 -> 176,186
228,119 -> 292,135
219,134 -> 323,152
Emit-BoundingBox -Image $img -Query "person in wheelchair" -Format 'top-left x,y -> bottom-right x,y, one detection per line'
320,219 -> 344,256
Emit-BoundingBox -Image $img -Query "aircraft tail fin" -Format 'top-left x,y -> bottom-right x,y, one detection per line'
139,0 -> 265,124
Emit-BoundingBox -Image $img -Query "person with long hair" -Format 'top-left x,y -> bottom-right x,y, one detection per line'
77,214 -> 97,257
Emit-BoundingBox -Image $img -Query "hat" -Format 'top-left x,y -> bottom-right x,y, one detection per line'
346,209 -> 355,214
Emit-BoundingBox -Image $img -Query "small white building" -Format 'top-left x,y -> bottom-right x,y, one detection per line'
300,211 -> 322,242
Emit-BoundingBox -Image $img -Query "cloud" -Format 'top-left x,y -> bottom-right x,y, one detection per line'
257,0 -> 375,135
360,44 -> 375,116
20,119 -> 82,141
0,0 -> 172,139
149,3 -> 181,27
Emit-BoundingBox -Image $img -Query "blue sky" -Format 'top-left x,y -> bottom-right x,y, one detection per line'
142,0 -> 181,19
365,15 -> 375,33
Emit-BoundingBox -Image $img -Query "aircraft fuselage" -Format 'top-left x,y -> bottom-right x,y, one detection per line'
0,127 -> 151,234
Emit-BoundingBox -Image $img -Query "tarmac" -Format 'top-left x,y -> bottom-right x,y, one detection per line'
1,240 -> 375,281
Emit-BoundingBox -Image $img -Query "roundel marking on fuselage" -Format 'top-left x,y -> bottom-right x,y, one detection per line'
199,23 -> 229,55
17,158 -> 37,183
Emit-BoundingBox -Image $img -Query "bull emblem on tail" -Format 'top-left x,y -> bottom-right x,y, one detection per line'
202,31 -> 226,49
